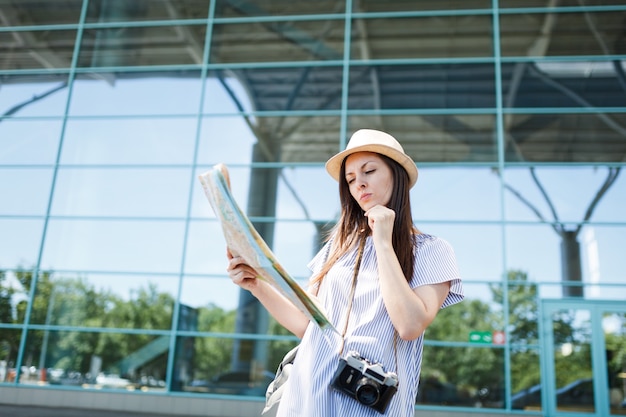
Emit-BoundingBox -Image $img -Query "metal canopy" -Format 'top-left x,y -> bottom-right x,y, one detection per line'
2,0 -> 625,164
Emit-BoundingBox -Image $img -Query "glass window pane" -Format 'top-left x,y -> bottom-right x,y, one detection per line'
508,112 -> 626,161
68,73 -> 203,116
347,115 -> 498,163
508,282 -> 539,345
78,25 -> 206,67
431,224 -> 503,282
535,235 -> 626,295
30,273 -> 177,330
604,311 -> 626,416
502,63 -> 626,109
510,348 -> 542,410
85,0 -> 211,22
175,336 -> 285,397
552,308 -> 595,413
357,1 -> 491,12
501,11 -> 626,57
24,330 -> 170,390
41,219 -> 185,273
504,167 -> 626,222
215,0 -> 345,17
184,220 -> 230,276
506,224 -> 561,282
585,225 -> 626,287
181,280 -> 293,337
197,117 -> 256,165
61,118 -> 197,165
0,77 -> 69,117
0,30 -> 76,70
0,270 -> 30,324
275,166 -> 340,221
216,66 -> 344,111
418,346 -> 500,407
539,283 -> 626,301
0,120 -> 62,165
50,168 -> 191,217
0,168 -> 53,215
501,0 -> 626,6
348,64 -> 496,110
412,168 -> 501,221
0,219 -> 44,270
180,275 -> 241,316
0,329 -> 22,381
201,115 -> 342,164
1,1 -> 83,25
273,221 -> 320,279
202,74 -> 255,114
210,21 -> 344,63
350,16 -> 493,59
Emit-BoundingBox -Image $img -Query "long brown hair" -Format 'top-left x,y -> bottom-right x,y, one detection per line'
311,153 -> 418,290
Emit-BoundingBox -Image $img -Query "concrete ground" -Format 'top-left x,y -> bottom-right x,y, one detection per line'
0,404 -> 200,417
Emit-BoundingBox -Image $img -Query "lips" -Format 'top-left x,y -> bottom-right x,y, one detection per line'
360,193 -> 372,202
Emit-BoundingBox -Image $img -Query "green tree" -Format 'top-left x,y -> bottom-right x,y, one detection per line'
190,303 -> 237,379
424,298 -> 503,394
0,270 -> 20,370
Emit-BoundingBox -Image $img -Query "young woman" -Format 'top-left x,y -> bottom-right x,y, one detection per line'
227,129 -> 464,416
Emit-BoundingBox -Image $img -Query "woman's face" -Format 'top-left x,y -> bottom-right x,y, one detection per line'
344,151 -> 394,211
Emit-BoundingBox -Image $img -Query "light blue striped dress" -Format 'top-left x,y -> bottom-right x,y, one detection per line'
276,233 -> 464,417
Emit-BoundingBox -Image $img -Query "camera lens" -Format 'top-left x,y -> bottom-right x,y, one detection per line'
355,379 -> 380,406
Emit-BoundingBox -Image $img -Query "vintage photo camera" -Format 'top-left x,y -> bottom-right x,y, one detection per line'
330,351 -> 398,413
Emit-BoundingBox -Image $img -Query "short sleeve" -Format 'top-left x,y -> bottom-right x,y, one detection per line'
411,235 -> 464,309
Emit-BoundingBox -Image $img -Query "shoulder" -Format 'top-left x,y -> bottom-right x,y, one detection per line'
413,233 -> 455,256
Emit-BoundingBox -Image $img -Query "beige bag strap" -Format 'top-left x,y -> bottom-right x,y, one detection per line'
338,236 -> 367,354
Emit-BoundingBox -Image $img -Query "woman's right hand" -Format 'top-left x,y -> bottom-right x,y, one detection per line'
226,248 -> 309,338
226,248 -> 261,292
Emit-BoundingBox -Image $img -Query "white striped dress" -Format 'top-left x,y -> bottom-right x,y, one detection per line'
276,233 -> 464,417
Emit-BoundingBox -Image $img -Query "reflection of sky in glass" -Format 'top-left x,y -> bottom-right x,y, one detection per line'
0,81 -> 69,117
1,76 -> 625,311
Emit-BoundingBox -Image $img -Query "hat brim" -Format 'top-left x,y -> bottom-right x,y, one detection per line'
325,144 -> 418,188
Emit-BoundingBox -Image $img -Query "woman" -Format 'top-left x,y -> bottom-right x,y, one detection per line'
227,129 -> 464,416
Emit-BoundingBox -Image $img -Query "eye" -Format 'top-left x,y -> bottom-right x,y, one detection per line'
365,169 -> 375,175
347,178 -> 355,184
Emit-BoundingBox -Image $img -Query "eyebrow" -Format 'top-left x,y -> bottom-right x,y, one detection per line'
345,160 -> 376,178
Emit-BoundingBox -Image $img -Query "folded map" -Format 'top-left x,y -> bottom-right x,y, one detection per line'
198,163 -> 336,332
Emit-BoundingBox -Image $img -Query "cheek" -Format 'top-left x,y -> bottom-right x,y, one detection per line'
382,178 -> 394,204
382,189 -> 392,206
349,184 -> 359,201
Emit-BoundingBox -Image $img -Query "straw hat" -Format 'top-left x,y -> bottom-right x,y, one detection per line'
325,129 -> 418,188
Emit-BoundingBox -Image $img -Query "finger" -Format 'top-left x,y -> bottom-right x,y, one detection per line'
368,216 -> 376,230
227,256 -> 244,271
226,247 -> 234,259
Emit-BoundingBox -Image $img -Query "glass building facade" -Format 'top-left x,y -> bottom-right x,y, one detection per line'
1,1 -> 625,416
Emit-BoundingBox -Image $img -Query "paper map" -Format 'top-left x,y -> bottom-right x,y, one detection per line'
198,164 -> 335,332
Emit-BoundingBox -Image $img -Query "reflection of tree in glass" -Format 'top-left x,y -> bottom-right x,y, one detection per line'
497,166 -> 620,297
0,82 -> 67,121
420,269 -> 586,408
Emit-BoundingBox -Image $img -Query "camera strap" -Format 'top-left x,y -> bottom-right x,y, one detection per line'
338,235 -> 366,353
338,235 -> 399,372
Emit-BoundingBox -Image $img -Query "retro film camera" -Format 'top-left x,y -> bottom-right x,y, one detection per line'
330,351 -> 399,413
